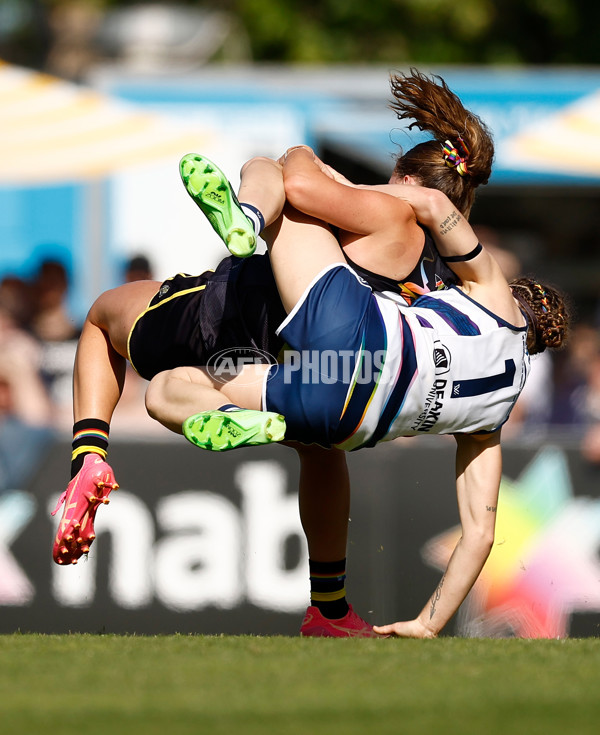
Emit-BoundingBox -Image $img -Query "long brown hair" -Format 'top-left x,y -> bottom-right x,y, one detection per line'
510,277 -> 569,355
390,68 -> 494,218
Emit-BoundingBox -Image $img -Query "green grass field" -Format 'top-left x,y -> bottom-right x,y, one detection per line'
1,635 -> 598,735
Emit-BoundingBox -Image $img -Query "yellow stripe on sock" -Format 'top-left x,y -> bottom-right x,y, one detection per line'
71,446 -> 107,460
311,588 -> 347,602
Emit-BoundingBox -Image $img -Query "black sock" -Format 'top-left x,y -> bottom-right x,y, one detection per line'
70,419 -> 110,478
309,559 -> 349,619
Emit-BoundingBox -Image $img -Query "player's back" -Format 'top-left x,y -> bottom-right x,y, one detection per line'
336,286 -> 530,450
395,286 -> 530,436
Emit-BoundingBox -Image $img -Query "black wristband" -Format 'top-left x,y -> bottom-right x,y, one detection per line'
441,242 -> 483,263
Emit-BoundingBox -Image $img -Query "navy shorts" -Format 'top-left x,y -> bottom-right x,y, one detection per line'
264,264 -> 387,447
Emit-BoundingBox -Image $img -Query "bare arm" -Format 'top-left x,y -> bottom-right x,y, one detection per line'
281,146 -> 420,239
373,431 -> 501,638
369,185 -> 498,280
279,150 -> 519,320
279,146 -> 354,185
368,184 -> 524,322
238,156 -> 286,228
281,157 -> 498,289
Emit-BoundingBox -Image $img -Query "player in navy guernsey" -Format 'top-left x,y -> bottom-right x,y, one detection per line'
145,148 -> 568,640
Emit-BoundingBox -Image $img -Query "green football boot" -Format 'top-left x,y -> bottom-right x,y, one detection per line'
182,409 -> 286,451
180,153 -> 256,258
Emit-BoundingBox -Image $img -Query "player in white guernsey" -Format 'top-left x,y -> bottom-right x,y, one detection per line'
146,150 -> 568,640
332,282 -> 531,450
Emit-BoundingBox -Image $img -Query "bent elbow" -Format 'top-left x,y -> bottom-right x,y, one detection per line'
479,530 -> 495,557
423,188 -> 450,221
464,526 -> 495,556
283,172 -> 311,209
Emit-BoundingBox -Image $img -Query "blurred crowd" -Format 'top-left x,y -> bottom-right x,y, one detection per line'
0,254 -> 167,492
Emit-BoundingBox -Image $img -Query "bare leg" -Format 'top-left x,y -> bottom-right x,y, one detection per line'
238,162 -> 356,621
145,362 -> 282,452
295,444 -> 350,561
73,281 -> 160,422
145,363 -> 266,433
53,280 -> 160,565
147,364 -> 351,558
262,205 -> 346,313
238,156 -> 286,227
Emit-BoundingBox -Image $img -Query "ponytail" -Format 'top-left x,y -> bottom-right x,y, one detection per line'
390,68 -> 495,217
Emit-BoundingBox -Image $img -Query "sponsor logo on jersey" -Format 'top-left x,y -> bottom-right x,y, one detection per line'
410,378 -> 447,433
433,342 -> 451,374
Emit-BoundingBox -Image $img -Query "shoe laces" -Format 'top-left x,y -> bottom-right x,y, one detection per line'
51,490 -> 67,516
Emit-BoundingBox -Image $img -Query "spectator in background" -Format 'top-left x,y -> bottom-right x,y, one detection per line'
473,226 -> 555,439
580,351 -> 600,465
31,259 -> 79,342
0,296 -> 53,492
30,259 -> 80,430
551,323 -> 599,428
550,322 -> 600,464
0,276 -> 35,331
124,254 -> 154,283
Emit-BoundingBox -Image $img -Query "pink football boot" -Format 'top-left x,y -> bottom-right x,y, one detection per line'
51,454 -> 118,565
300,605 -> 383,638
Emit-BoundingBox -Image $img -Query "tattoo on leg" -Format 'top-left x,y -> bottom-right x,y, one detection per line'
429,573 -> 446,620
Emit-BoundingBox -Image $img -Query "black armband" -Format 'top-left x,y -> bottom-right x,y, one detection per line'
440,242 -> 483,263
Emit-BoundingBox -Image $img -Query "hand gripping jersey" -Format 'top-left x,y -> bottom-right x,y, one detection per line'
335,285 -> 530,450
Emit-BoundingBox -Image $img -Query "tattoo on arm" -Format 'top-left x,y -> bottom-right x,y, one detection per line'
439,210 -> 462,236
429,573 -> 446,620
486,505 -> 497,512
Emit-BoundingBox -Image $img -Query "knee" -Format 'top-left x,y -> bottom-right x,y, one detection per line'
145,368 -> 187,420
86,286 -> 124,328
144,372 -> 165,420
86,292 -> 109,326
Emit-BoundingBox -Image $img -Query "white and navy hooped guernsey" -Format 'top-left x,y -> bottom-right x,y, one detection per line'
263,264 -> 530,450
